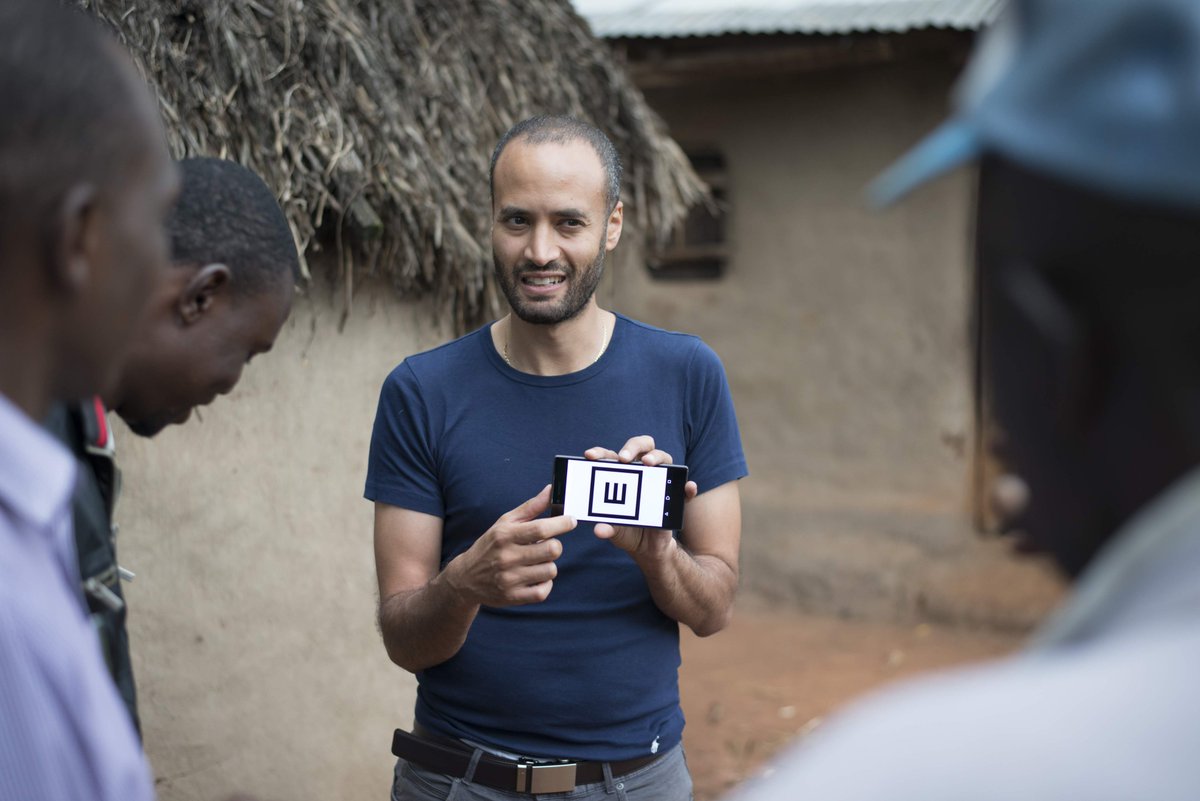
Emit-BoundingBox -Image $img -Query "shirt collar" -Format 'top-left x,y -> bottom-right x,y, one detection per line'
0,392 -> 76,529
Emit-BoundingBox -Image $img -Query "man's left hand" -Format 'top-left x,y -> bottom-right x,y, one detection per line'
583,435 -> 698,558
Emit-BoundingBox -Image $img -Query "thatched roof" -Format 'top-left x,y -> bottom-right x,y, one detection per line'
83,0 -> 706,331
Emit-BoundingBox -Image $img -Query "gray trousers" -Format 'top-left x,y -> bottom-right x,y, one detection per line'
390,743 -> 693,801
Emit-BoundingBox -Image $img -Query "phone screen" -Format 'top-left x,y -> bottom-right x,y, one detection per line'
551,456 -> 688,530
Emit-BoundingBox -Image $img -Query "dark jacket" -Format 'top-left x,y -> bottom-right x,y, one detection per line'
45,398 -> 140,736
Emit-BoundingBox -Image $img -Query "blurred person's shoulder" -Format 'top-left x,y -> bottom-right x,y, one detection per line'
732,624 -> 1200,801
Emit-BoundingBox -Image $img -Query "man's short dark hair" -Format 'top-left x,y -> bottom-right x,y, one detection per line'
169,157 -> 300,296
0,0 -> 149,252
489,116 -> 623,212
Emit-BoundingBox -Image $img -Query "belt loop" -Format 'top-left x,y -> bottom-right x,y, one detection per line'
462,747 -> 483,785
602,760 -> 616,794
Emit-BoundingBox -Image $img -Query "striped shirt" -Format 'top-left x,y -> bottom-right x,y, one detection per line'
0,393 -> 153,801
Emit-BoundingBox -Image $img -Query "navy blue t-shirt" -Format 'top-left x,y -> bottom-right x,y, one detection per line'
365,313 -> 747,761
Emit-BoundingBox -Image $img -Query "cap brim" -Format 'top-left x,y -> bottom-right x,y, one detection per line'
868,120 -> 981,208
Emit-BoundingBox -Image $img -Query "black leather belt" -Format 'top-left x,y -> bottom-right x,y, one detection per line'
391,724 -> 663,794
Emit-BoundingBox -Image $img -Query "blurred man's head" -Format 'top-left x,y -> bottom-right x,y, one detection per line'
110,157 -> 299,437
873,0 -> 1200,578
0,0 -> 178,416
975,156 -> 1200,577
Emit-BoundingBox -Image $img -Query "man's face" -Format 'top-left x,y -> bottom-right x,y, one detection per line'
491,138 -> 622,324
115,275 -> 293,437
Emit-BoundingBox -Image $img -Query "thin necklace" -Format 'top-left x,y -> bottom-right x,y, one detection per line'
503,315 -> 609,368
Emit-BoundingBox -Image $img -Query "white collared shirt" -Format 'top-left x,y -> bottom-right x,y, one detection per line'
0,392 -> 154,801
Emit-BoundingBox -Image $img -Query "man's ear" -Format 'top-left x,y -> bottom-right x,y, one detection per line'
52,183 -> 100,296
178,262 -> 232,325
605,200 -> 624,252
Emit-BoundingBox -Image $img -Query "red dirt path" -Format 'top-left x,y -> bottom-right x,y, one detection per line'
679,600 -> 1027,799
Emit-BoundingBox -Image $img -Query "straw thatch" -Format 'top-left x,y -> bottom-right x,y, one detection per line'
81,0 -> 706,332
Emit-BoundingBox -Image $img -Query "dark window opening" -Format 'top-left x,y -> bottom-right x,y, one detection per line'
648,150 -> 728,280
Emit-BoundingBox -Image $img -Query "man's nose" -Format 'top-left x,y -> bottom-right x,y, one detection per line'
525,223 -> 560,266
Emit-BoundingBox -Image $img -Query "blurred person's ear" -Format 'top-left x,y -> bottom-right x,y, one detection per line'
177,262 -> 231,324
54,183 -> 100,295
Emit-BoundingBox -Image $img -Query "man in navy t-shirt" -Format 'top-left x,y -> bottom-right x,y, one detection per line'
366,115 -> 747,800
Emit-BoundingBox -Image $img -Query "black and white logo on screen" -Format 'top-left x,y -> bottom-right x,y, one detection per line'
588,466 -> 643,521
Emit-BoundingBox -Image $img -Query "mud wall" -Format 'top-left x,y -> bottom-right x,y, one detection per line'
607,59 -> 1061,627
115,275 -> 445,801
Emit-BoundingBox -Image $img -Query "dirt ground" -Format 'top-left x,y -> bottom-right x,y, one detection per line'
679,599 -> 1030,799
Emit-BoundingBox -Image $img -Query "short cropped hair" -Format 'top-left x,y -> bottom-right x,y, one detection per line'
169,158 -> 300,296
0,0 -> 148,250
489,116 -> 623,212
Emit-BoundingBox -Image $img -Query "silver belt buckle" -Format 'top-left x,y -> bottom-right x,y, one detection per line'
516,761 -> 577,794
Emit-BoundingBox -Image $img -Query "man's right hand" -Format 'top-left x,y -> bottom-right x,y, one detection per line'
443,485 -> 576,607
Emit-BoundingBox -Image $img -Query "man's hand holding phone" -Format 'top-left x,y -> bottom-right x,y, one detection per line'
582,435 -> 699,558
444,485 -> 577,607
561,435 -> 738,638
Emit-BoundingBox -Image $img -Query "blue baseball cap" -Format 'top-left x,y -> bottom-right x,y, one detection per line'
870,0 -> 1200,210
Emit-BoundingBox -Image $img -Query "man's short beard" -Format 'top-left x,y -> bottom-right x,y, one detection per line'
494,237 -> 607,325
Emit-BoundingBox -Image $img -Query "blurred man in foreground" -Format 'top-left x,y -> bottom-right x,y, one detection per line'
0,1 -> 178,798
47,156 -> 300,733
731,0 -> 1200,798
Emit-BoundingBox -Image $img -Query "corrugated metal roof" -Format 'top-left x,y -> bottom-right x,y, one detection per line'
572,0 -> 1005,39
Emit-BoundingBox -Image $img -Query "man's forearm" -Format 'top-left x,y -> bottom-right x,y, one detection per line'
378,568 -> 480,673
635,541 -> 738,637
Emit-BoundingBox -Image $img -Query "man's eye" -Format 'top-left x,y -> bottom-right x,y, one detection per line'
561,219 -> 583,228
507,216 -> 528,227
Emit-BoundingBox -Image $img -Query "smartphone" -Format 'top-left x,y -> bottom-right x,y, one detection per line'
551,455 -> 688,530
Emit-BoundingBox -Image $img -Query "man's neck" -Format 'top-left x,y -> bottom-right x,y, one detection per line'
0,315 -> 55,420
103,376 -> 127,416
495,305 -> 613,376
